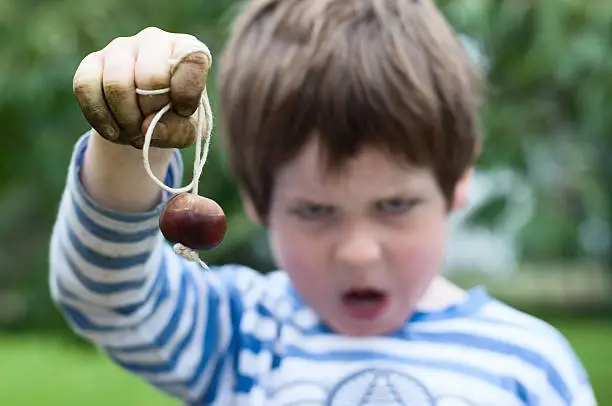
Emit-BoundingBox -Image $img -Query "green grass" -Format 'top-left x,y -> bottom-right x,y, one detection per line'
552,318 -> 612,402
0,336 -> 178,406
0,319 -> 610,405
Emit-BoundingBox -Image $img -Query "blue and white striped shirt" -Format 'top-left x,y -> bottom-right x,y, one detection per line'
49,132 -> 597,406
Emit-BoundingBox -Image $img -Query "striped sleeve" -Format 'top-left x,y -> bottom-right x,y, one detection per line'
440,301 -> 599,405
48,132 -> 253,403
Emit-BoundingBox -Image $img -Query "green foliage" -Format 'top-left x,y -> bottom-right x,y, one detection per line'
442,0 -> 612,263
0,0 -> 271,332
0,0 -> 611,332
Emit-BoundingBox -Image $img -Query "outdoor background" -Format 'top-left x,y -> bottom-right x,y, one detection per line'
1,0 -> 611,404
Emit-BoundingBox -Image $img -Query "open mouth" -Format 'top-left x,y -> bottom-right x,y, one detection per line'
341,288 -> 389,320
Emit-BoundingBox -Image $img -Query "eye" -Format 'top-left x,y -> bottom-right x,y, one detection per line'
376,198 -> 419,215
290,203 -> 335,220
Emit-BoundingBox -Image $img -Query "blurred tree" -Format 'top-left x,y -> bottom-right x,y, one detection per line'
439,0 -> 612,268
0,0 -> 270,332
0,0 -> 611,332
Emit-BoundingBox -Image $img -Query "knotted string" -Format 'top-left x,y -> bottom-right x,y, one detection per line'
135,44 -> 213,269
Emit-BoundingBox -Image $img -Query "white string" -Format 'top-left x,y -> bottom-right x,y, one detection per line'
134,46 -> 213,269
136,87 -> 212,196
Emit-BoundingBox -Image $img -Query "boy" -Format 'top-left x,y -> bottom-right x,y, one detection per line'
49,0 -> 597,404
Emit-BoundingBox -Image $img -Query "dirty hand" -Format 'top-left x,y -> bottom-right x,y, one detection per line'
73,27 -> 211,149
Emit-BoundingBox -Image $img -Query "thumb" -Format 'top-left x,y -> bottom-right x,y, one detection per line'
169,36 -> 212,117
141,110 -> 198,149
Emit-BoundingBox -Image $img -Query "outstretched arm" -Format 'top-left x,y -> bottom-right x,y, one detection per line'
49,132 -> 247,403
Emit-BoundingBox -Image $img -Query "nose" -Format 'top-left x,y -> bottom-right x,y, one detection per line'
334,228 -> 382,268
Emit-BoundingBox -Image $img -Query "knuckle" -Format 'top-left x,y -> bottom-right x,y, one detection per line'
103,37 -> 137,60
183,50 -> 210,67
138,72 -> 170,90
73,52 -> 99,84
102,77 -> 124,91
73,79 -> 95,100
102,79 -> 127,101
77,50 -> 98,66
139,26 -> 165,37
106,36 -> 130,50
180,33 -> 198,43
72,67 -> 86,90
72,79 -> 89,97
102,66 -> 133,95
86,105 -> 107,121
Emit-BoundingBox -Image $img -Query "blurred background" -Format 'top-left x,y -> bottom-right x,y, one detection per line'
1,0 -> 611,404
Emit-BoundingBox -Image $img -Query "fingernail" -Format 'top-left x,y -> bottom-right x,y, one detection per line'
104,125 -> 119,140
131,136 -> 145,149
173,104 -> 195,118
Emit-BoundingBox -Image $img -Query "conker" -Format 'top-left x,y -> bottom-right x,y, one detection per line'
159,193 -> 227,251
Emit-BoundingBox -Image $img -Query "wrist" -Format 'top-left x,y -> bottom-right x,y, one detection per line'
80,130 -> 175,212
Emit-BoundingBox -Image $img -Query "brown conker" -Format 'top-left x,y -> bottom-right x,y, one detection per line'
159,193 -> 227,251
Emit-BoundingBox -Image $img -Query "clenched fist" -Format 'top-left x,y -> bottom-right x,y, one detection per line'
73,27 -> 211,149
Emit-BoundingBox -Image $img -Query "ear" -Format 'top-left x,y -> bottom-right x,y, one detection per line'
239,189 -> 262,225
452,168 -> 472,210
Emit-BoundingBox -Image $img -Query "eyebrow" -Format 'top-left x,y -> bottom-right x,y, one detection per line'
281,187 -> 419,204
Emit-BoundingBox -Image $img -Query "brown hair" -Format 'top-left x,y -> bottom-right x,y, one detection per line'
219,0 -> 482,221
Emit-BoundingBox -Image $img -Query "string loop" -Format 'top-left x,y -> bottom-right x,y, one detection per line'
135,45 -> 213,269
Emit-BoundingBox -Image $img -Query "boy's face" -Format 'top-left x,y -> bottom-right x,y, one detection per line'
253,138 -> 468,336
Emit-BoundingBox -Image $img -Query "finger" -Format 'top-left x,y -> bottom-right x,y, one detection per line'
73,51 -> 120,140
102,37 -> 142,138
140,111 -> 197,149
134,28 -> 173,116
169,35 -> 211,117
